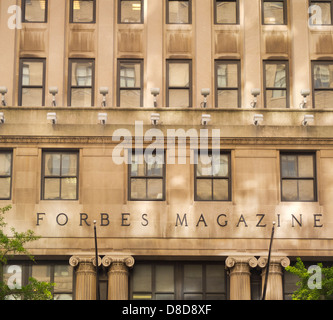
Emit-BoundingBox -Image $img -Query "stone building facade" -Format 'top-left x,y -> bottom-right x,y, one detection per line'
0,0 -> 333,300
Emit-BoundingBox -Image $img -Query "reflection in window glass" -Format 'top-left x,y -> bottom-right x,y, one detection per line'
120,0 -> 143,23
71,0 -> 95,23
313,62 -> 333,108
263,1 -> 286,25
23,0 -> 47,22
215,0 -> 238,24
0,152 -> 12,200
168,0 -> 191,24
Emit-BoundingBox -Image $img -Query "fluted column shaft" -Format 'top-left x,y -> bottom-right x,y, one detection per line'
226,256 -> 258,300
102,255 -> 135,300
69,256 -> 101,300
258,256 -> 290,300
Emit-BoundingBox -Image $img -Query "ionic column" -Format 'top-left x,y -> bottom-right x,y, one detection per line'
69,255 -> 101,300
258,256 -> 290,300
102,255 -> 135,300
226,256 -> 258,300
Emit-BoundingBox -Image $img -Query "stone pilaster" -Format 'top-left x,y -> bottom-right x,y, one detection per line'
258,256 -> 290,300
69,255 -> 101,300
102,255 -> 135,300
226,256 -> 258,300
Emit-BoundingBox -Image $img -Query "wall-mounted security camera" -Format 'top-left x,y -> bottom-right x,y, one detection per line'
98,112 -> 107,125
49,87 -> 58,107
47,112 -> 57,124
201,114 -> 211,126
302,114 -> 314,126
253,114 -> 264,126
300,89 -> 311,109
0,87 -> 8,106
151,113 -> 160,125
99,87 -> 109,107
201,88 -> 210,108
150,88 -> 160,108
0,112 -> 5,124
250,88 -> 261,108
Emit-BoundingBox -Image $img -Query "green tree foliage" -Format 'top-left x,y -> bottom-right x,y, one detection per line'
286,257 -> 333,300
0,205 -> 54,300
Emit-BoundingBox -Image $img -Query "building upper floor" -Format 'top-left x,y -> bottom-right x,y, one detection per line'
0,0 -> 333,110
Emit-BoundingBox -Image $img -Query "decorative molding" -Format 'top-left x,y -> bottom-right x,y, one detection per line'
226,256 -> 258,269
258,256 -> 290,269
102,255 -> 135,269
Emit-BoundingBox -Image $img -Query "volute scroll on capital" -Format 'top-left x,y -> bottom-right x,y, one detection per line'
225,256 -> 258,269
258,256 -> 290,268
69,255 -> 101,267
102,255 -> 135,268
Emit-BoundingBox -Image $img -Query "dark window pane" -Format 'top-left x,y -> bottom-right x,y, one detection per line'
282,180 -> 298,201
206,265 -> 225,293
184,265 -> 202,292
281,155 -> 297,178
196,179 -> 212,200
155,265 -> 174,292
132,264 -> 152,292
0,153 -> 12,176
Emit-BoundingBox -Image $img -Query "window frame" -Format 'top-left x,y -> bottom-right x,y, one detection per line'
262,0 -> 287,25
68,58 -> 95,107
309,0 -> 333,26
194,151 -> 232,202
41,150 -> 79,201
18,58 -> 46,107
117,59 -> 144,108
130,261 -> 227,300
0,150 -> 13,201
214,0 -> 239,25
128,150 -> 166,201
215,60 -> 241,108
166,0 -> 192,24
311,60 -> 333,109
118,0 -> 144,24
1,260 -> 74,300
166,59 -> 193,108
263,60 -> 290,109
22,0 -> 48,23
69,0 -> 96,24
280,151 -> 318,203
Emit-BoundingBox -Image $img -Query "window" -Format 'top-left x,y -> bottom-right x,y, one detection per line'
68,59 -> 94,107
129,150 -> 165,201
280,152 -> 317,202
309,1 -> 333,25
312,61 -> 333,108
0,151 -> 12,200
215,60 -> 241,108
119,0 -> 143,23
195,151 -> 231,201
70,0 -> 96,23
263,61 -> 289,108
22,0 -> 47,22
262,0 -> 287,25
117,60 -> 143,108
214,0 -> 239,24
131,262 -> 226,300
18,59 -> 46,107
167,0 -> 191,24
42,151 -> 79,200
2,262 -> 73,300
166,60 -> 192,108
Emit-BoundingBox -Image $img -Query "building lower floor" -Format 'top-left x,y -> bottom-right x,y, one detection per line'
2,253 -> 330,300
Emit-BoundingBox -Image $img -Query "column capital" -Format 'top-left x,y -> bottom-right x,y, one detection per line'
226,256 -> 258,269
69,255 -> 102,267
102,255 -> 135,269
258,256 -> 290,269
